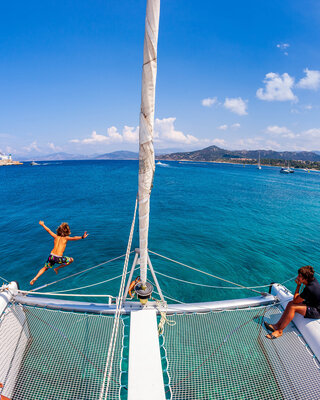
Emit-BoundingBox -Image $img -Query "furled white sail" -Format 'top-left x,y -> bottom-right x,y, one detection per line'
138,0 -> 160,285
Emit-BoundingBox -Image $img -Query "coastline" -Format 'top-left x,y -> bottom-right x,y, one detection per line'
156,158 -> 320,171
0,160 -> 23,166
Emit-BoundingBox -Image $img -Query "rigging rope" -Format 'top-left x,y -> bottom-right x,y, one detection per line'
49,272 -> 128,294
18,290 -> 116,299
30,252 -> 132,292
100,197 -> 138,400
154,270 -> 276,290
0,275 -> 9,284
149,250 -> 264,295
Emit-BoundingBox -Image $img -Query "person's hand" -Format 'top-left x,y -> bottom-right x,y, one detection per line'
39,220 -> 44,226
82,231 -> 89,239
295,277 -> 301,286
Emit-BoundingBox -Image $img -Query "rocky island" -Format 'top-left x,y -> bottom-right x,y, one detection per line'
157,145 -> 320,170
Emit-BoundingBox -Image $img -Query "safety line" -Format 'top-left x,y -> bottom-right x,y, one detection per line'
154,270 -> 276,290
18,290 -> 115,299
49,272 -> 128,294
30,252 -> 133,292
0,275 -> 9,284
149,250 -> 264,295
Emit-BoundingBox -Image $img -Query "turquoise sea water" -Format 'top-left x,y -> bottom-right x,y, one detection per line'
1,160 -> 320,303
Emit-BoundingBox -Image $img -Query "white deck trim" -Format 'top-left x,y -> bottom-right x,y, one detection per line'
15,293 -> 275,314
128,310 -> 165,400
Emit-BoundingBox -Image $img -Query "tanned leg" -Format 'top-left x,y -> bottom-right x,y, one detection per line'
266,302 -> 307,339
30,266 -> 49,285
54,258 -> 74,274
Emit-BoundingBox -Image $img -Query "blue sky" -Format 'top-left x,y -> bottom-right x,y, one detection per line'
1,0 -> 320,157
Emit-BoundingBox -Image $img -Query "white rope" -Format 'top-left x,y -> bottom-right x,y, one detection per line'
153,289 -> 184,304
0,275 -> 9,283
154,270 -> 275,290
149,250 -> 264,295
100,198 -> 138,399
49,272 -> 128,294
18,290 -> 116,299
30,252 -> 132,292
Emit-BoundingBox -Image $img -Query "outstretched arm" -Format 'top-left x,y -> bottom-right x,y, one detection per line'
39,221 -> 56,238
67,231 -> 89,241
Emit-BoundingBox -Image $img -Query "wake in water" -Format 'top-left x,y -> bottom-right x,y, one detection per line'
156,161 -> 170,167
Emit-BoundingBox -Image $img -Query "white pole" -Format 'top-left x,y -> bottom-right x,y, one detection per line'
138,0 -> 160,286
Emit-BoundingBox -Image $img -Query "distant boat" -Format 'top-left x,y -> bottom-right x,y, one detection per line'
30,161 -> 39,166
156,161 -> 169,167
280,161 -> 294,173
257,151 -> 261,170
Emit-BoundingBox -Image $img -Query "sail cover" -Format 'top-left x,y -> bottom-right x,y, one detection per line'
138,0 -> 160,285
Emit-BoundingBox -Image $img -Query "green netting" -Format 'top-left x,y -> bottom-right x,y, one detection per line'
161,306 -> 320,400
0,303 -> 127,400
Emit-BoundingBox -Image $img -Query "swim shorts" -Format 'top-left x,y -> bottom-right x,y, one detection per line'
45,254 -> 72,268
305,306 -> 320,319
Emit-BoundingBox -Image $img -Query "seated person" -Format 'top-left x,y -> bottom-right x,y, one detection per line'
265,265 -> 320,339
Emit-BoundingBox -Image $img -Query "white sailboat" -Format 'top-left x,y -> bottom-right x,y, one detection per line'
280,160 -> 294,174
257,151 -> 261,170
1,1 -> 320,399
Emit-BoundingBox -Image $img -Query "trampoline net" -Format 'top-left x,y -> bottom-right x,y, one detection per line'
162,306 -> 320,400
0,303 -> 126,400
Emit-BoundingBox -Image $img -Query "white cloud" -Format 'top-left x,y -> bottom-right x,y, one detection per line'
224,97 -> 248,115
23,141 -> 41,152
212,138 -> 227,147
256,72 -> 297,102
71,126 -> 138,145
202,97 -> 217,107
217,123 -> 240,130
83,131 -> 110,144
302,128 -> 320,138
297,68 -> 320,90
265,125 -> 298,139
155,118 -> 198,144
265,125 -> 292,135
106,126 -> 123,142
48,142 -> 62,152
276,43 -> 290,56
123,126 -> 139,143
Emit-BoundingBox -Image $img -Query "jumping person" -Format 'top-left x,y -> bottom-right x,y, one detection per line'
264,265 -> 320,339
30,221 -> 88,285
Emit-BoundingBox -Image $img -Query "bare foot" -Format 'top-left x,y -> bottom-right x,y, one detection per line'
266,330 -> 283,339
54,268 -> 59,275
30,279 -> 35,285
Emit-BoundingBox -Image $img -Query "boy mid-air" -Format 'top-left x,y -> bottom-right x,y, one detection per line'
30,221 -> 88,285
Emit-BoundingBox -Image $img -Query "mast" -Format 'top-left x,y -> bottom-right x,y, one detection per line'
138,0 -> 160,286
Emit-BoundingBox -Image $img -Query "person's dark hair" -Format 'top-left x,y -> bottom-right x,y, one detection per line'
57,222 -> 71,237
298,265 -> 314,283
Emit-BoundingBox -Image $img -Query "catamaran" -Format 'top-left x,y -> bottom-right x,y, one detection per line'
1,1 -> 320,399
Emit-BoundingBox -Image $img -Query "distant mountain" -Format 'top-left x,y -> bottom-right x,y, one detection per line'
20,151 -> 139,161
157,145 -> 320,162
95,151 -> 138,160
21,152 -> 90,161
155,147 -> 188,155
18,147 -> 320,163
